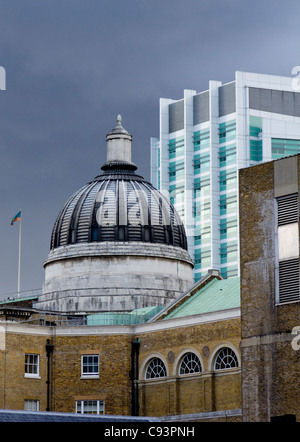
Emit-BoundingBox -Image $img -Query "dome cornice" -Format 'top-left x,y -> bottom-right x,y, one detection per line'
44,242 -> 193,268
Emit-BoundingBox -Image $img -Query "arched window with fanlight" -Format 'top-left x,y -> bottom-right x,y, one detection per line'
214,347 -> 239,371
145,357 -> 167,379
178,352 -> 202,375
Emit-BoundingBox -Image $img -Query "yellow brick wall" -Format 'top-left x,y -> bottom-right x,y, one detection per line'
137,318 -> 241,417
0,331 -> 49,411
52,334 -> 133,415
0,317 -> 241,419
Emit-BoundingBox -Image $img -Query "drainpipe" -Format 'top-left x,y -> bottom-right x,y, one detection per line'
130,337 -> 140,416
45,339 -> 54,411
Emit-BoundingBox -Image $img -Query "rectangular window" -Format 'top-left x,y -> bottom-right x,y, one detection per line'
25,354 -> 40,378
193,129 -> 210,152
249,118 -> 263,161
169,184 -> 185,222
193,201 -> 210,220
219,120 -> 236,144
220,241 -> 238,264
276,193 -> 300,304
220,243 -> 228,264
219,170 -> 237,192
168,137 -> 184,159
194,177 -> 210,199
194,247 -> 211,270
220,267 -> 228,279
272,138 -> 300,160
220,194 -> 237,216
194,272 -> 202,282
169,160 -> 184,182
220,219 -> 227,239
194,153 -> 210,172
194,227 -> 210,246
219,144 -> 236,167
24,400 -> 39,411
220,218 -> 237,240
76,400 -> 105,415
249,116 -> 262,137
81,355 -> 99,378
250,139 -> 262,162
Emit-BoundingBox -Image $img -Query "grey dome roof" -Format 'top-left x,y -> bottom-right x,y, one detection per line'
50,117 -> 188,251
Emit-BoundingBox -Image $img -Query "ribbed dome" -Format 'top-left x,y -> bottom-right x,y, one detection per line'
50,116 -> 188,251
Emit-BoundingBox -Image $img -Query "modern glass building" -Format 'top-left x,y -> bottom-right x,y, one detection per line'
150,71 -> 300,281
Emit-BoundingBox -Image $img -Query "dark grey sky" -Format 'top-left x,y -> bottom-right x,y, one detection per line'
0,0 -> 299,297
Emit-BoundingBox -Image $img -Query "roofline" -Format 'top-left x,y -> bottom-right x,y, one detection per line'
148,269 -> 223,322
0,408 -> 159,422
0,306 -> 241,337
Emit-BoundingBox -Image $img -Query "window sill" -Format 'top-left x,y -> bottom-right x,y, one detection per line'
80,375 -> 99,380
24,374 -> 41,379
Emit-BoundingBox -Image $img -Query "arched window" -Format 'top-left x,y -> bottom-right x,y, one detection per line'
145,357 -> 167,379
214,347 -> 238,370
178,352 -> 202,375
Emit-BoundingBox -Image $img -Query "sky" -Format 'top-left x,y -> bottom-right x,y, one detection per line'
0,0 -> 300,298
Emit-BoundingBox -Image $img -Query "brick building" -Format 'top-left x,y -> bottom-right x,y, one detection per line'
0,271 -> 242,421
239,154 -> 300,422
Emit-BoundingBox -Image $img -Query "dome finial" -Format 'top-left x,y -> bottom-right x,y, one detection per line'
107,115 -> 130,136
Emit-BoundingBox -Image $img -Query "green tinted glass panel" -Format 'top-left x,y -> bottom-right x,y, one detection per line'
194,129 -> 210,151
169,137 -> 184,159
219,120 -> 236,144
272,138 -> 300,160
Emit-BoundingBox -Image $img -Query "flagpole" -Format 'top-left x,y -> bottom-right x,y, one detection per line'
17,209 -> 22,298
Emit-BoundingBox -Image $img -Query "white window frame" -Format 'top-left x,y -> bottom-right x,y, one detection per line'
24,399 -> 40,411
24,354 -> 40,379
145,357 -> 167,379
76,399 -> 105,415
81,354 -> 99,379
214,347 -> 239,371
178,352 -> 202,376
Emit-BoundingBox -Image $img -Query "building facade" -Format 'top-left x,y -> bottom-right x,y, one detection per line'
151,71 -> 300,281
0,271 -> 242,421
239,154 -> 300,422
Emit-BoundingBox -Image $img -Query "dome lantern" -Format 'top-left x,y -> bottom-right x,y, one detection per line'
104,114 -> 134,166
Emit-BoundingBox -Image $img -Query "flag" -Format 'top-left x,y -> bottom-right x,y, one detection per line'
11,210 -> 21,226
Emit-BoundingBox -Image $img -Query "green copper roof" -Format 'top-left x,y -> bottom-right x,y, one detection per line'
165,277 -> 240,319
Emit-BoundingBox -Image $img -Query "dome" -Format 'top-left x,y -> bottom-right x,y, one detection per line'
50,168 -> 187,252
36,116 -> 193,314
50,115 -> 187,251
